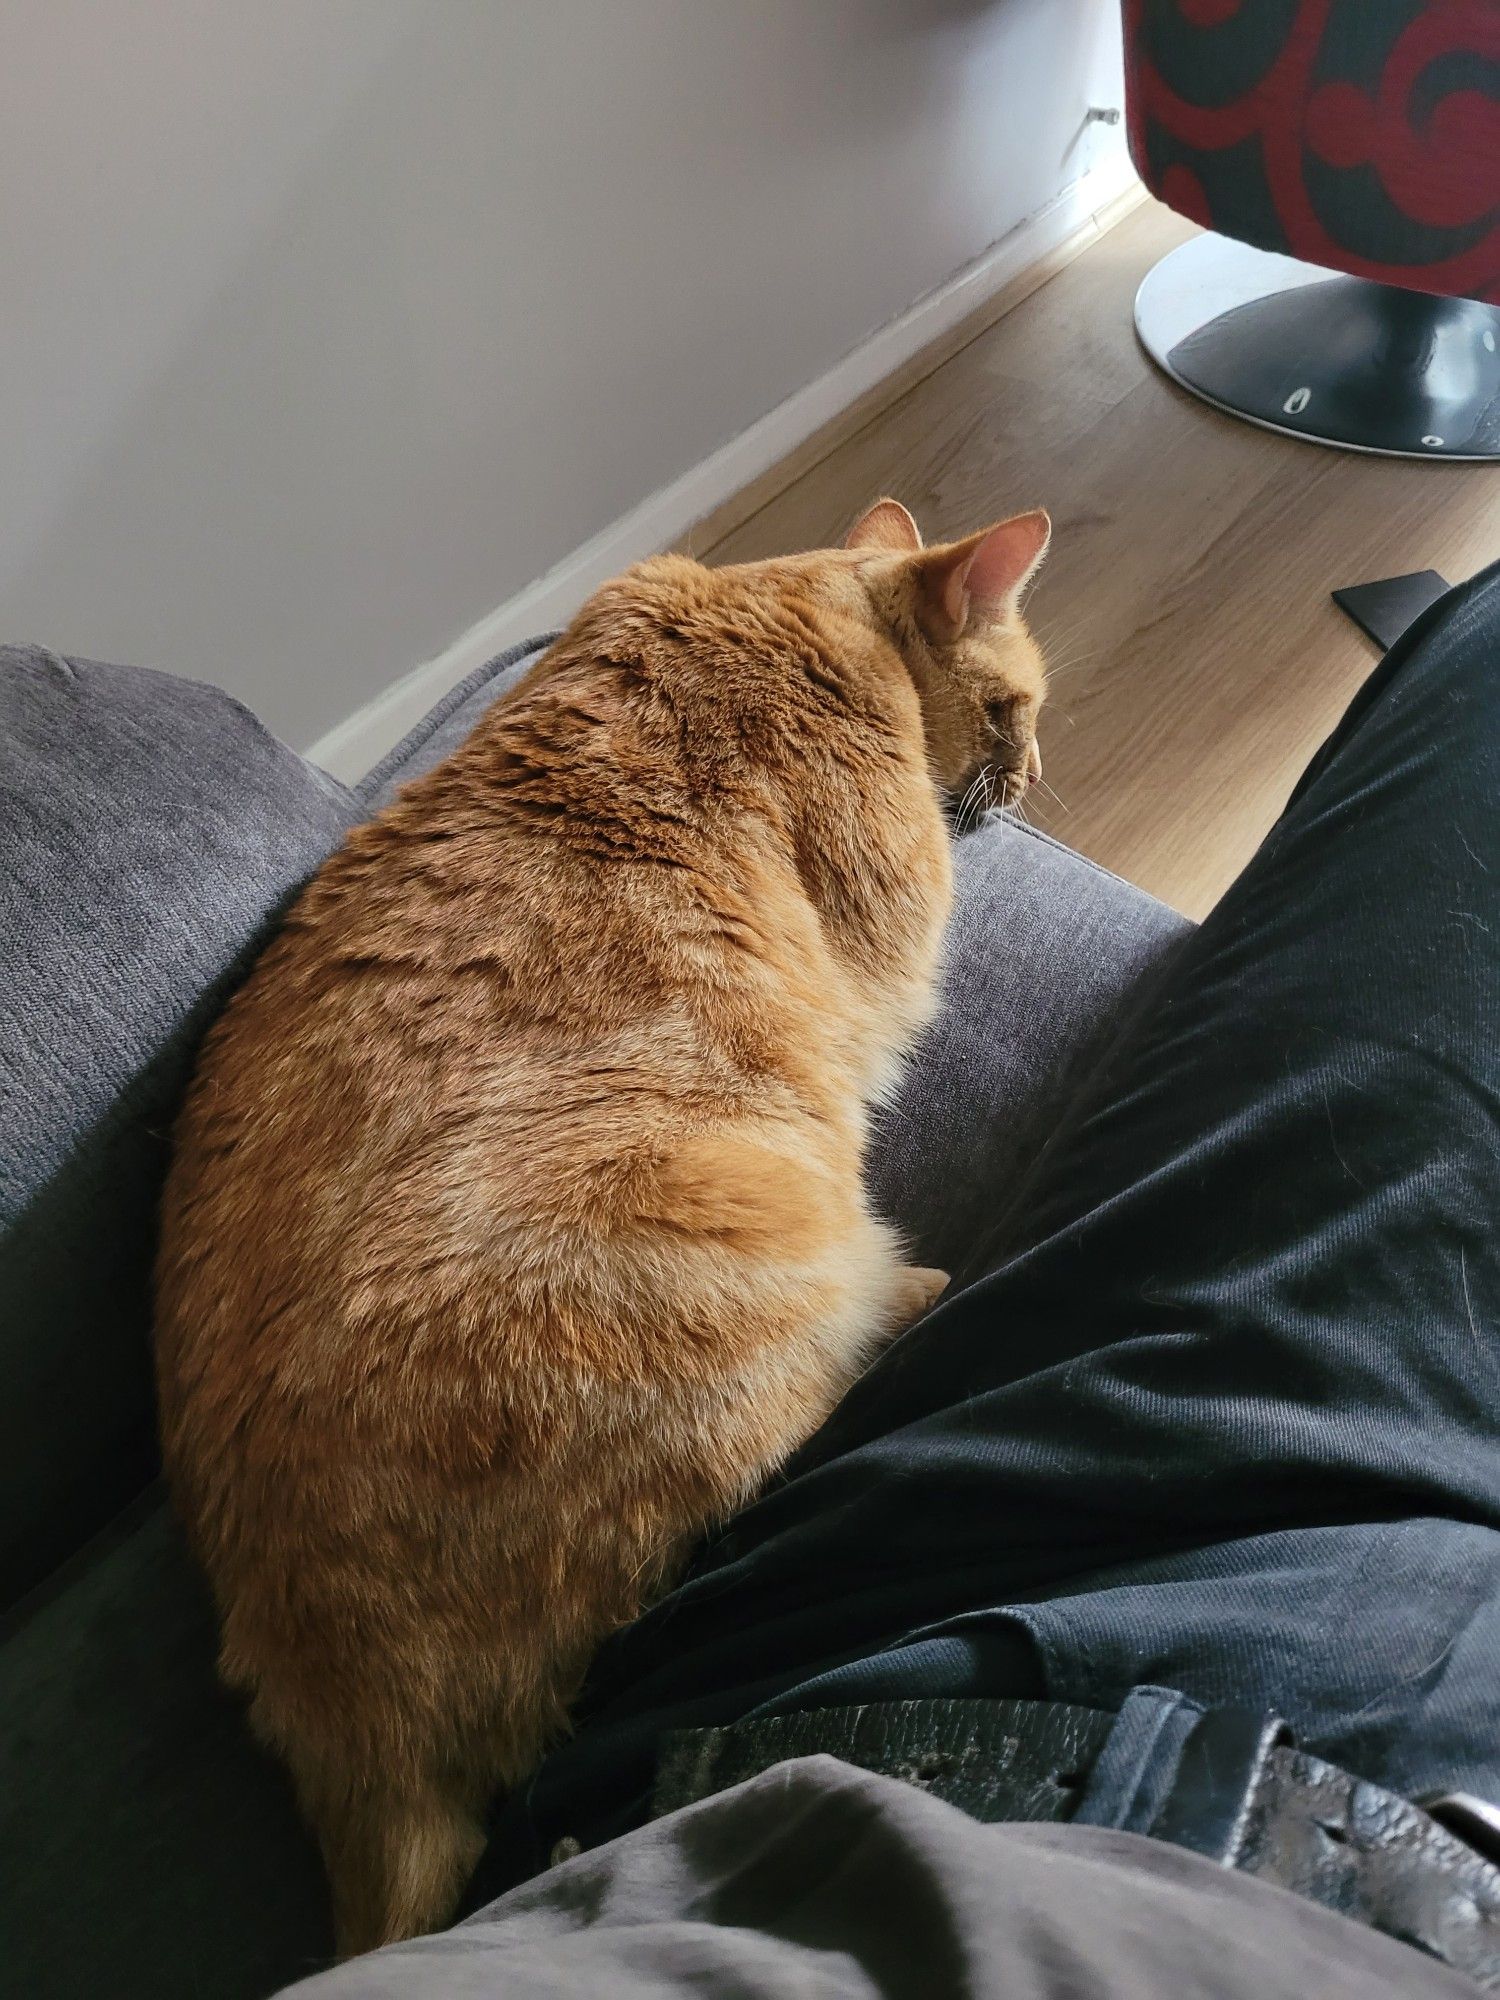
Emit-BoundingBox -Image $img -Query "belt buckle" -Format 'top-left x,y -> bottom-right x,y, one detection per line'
1417,1791 -> 1500,1868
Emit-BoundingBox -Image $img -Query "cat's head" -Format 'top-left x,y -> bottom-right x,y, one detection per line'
843,497 -> 1050,821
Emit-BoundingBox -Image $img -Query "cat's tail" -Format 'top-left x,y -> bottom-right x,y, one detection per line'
294,1759 -> 487,1959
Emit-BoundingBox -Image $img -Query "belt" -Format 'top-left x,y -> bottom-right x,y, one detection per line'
652,1689 -> 1500,1992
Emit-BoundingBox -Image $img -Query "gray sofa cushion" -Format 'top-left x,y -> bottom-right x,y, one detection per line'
0,645 -> 357,1605
0,1494 -> 329,2000
355,632 -> 559,810
875,818 -> 1188,1287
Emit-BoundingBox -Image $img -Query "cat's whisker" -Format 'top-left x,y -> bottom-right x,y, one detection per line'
1038,648 -> 1092,681
1037,612 -> 1097,653
954,769 -> 987,835
1040,662 -> 1095,690
1047,629 -> 1099,653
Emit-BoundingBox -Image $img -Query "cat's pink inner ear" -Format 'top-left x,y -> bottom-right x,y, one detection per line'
844,497 -> 923,553
915,509 -> 1052,642
965,509 -> 1052,608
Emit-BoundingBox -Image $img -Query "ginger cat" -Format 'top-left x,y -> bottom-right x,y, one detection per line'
153,497 -> 1050,1956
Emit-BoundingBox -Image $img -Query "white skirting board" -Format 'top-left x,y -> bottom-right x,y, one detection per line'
309,155 -> 1142,785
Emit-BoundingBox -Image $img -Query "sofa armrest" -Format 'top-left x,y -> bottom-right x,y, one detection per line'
871,817 -> 1190,1286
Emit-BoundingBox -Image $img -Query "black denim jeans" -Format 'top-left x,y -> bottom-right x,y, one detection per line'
472,560 -> 1500,1902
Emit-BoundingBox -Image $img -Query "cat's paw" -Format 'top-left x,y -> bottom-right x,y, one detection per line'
891,1264 -> 950,1330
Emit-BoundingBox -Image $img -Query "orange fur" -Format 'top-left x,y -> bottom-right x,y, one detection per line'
153,500 -> 1050,1955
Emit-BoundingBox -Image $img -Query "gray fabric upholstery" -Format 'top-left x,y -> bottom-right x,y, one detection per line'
0,1493 -> 329,2000
356,633 -> 558,810
873,820 -> 1188,1285
0,645 -> 357,1604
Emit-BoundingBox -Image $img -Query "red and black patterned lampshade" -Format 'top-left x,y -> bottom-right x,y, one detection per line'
1123,1 -> 1500,305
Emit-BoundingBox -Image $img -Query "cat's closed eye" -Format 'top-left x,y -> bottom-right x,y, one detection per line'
985,696 -> 1025,746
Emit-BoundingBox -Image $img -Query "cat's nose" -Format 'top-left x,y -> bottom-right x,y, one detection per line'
1026,739 -> 1042,787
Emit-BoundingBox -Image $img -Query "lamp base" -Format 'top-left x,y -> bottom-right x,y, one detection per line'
1135,233 -> 1500,461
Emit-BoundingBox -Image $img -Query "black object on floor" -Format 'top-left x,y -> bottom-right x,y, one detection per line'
1333,570 -> 1450,652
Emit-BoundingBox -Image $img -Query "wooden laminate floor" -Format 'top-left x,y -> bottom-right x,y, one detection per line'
696,201 -> 1500,919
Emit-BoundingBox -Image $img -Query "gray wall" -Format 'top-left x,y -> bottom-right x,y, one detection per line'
1,0 -> 1126,751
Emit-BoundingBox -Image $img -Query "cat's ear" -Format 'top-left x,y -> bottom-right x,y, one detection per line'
917,508 -> 1051,641
845,497 -> 923,553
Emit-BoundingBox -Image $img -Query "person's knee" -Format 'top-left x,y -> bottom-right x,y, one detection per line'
1381,560 -> 1500,706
